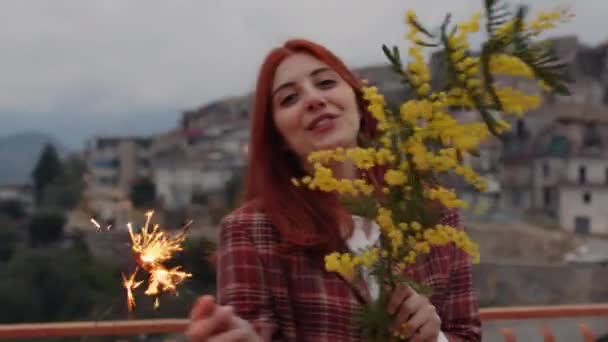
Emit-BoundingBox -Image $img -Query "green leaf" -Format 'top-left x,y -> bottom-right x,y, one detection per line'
409,16 -> 436,38
340,195 -> 378,220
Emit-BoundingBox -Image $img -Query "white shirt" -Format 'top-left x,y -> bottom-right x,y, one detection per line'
346,216 -> 448,342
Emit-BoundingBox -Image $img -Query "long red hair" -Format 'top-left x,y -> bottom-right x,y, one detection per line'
244,39 -> 380,254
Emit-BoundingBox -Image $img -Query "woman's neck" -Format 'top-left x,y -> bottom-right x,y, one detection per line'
301,158 -> 358,180
330,159 -> 358,180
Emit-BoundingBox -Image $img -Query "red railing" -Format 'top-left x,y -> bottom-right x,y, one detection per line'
0,303 -> 607,341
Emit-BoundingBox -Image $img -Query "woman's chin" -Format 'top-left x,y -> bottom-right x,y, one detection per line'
312,137 -> 356,152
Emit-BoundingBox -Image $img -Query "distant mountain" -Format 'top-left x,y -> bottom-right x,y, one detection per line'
0,132 -> 70,185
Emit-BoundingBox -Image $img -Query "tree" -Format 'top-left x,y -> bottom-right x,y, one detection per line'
27,210 -> 66,247
31,144 -> 63,206
1,246 -> 116,323
45,154 -> 86,210
130,177 -> 156,209
0,277 -> 44,323
0,219 -> 23,262
0,199 -> 26,220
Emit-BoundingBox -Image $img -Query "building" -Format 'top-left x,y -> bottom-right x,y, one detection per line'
83,136 -> 153,223
150,97 -> 250,211
532,108 -> 608,235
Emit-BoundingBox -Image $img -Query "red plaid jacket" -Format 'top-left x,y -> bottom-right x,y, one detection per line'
217,202 -> 481,341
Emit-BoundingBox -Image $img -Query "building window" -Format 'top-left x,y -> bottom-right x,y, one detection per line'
511,189 -> 522,207
574,216 -> 591,235
543,186 -> 551,206
93,158 -> 120,168
542,162 -> 550,177
583,192 -> 592,204
139,159 -> 150,168
96,176 -> 117,187
578,166 -> 586,184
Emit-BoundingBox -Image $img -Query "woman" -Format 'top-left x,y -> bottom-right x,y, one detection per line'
185,39 -> 481,342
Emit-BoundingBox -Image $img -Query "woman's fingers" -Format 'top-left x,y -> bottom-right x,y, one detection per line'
387,284 -> 414,315
399,304 -> 436,337
185,305 -> 234,341
189,295 -> 216,320
391,288 -> 437,339
411,316 -> 441,342
401,291 -> 427,317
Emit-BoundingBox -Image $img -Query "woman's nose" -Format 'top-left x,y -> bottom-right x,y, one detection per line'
305,97 -> 327,112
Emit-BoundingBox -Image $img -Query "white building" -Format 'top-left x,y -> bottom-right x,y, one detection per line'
533,111 -> 608,235
153,159 -> 233,211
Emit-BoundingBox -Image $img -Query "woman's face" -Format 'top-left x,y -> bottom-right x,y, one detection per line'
271,53 -> 361,162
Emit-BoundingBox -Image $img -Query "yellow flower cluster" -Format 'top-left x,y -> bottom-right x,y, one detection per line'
325,248 -> 381,281
325,252 -> 357,280
404,12 -> 432,96
324,211 -> 480,283
494,86 -> 543,116
454,164 -> 487,191
425,187 -> 468,209
447,12 -> 484,98
308,147 -> 396,169
528,8 -> 573,34
306,7 -> 567,315
400,223 -> 480,266
297,163 -> 375,196
377,207 -> 396,233
399,99 -> 434,124
489,54 -> 534,78
362,85 -> 389,130
458,12 -> 482,34
384,169 -> 407,186
496,8 -> 572,40
423,225 -> 480,263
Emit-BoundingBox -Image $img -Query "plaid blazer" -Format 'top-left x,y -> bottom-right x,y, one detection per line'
216,202 -> 481,342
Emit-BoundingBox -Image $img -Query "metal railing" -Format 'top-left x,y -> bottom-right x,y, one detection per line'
1,303 -> 607,341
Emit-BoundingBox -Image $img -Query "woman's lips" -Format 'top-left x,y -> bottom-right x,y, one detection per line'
306,113 -> 338,131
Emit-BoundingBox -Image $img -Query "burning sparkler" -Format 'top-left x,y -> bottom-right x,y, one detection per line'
94,210 -> 193,311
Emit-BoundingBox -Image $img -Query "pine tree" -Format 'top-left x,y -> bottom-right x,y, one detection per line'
31,143 -> 63,205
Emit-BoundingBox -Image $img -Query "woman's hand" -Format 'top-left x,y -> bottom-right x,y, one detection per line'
185,295 -> 262,342
388,284 -> 441,342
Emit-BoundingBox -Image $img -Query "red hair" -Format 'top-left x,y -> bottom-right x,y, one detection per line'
243,39 -> 381,254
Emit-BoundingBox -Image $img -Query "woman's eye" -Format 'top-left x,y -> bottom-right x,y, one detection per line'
280,93 -> 298,106
318,79 -> 337,88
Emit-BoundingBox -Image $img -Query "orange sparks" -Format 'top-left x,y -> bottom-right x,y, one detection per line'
95,211 -> 192,311
121,270 -> 144,311
121,211 -> 192,311
127,211 -> 188,267
91,218 -> 112,231
91,218 -> 101,231
145,266 -> 192,296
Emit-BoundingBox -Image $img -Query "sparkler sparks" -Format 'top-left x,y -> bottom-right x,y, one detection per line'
121,269 -> 144,311
90,218 -> 112,231
94,210 -> 193,311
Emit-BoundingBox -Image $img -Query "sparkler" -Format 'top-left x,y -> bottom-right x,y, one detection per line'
94,210 -> 193,311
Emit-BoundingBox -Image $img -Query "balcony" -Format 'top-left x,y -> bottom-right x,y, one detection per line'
1,303 -> 606,341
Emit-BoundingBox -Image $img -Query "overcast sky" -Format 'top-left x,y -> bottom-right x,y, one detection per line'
0,0 -> 604,148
